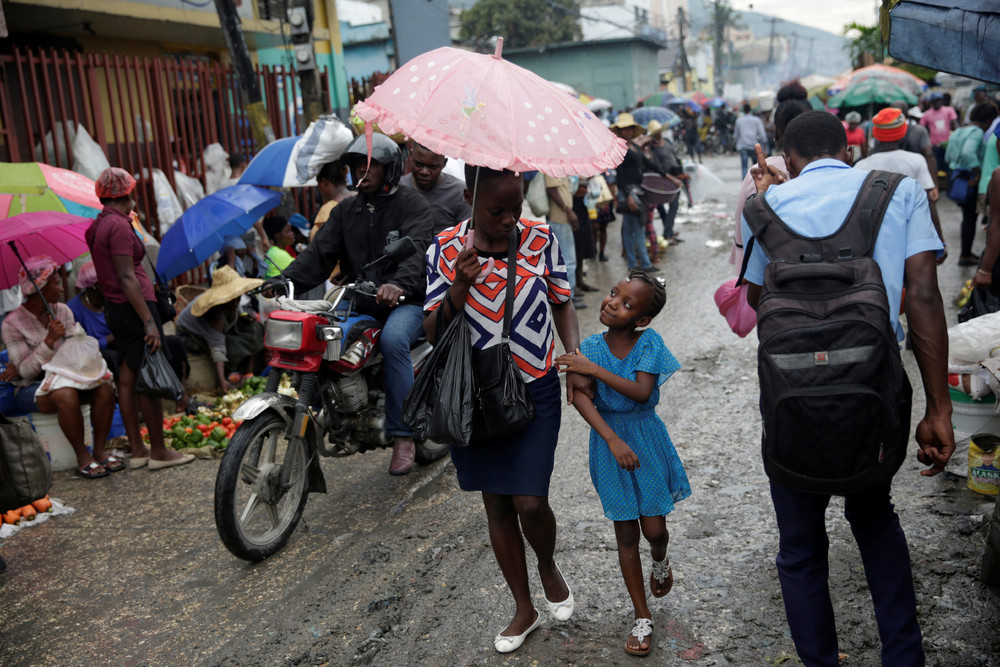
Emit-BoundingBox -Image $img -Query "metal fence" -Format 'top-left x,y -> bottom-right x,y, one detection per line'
0,46 -> 338,284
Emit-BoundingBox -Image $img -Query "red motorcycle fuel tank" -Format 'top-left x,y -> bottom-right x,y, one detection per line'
264,311 -> 328,372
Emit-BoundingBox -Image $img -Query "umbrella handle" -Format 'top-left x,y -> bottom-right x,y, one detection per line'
7,241 -> 58,323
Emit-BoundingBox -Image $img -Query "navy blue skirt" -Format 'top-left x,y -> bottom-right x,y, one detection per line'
450,369 -> 562,497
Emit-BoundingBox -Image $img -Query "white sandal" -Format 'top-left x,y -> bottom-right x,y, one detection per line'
626,617 -> 653,656
650,556 -> 673,597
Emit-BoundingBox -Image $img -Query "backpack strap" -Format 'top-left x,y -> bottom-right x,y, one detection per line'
742,169 -> 906,264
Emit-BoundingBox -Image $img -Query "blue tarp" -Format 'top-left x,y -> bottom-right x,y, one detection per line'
889,1 -> 1000,84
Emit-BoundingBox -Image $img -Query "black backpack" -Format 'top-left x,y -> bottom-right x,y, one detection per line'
741,170 -> 913,495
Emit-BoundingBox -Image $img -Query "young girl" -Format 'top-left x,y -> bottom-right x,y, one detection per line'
555,270 -> 691,657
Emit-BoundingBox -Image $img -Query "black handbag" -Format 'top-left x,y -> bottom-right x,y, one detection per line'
470,230 -> 535,441
958,287 -> 1000,323
0,414 -> 52,511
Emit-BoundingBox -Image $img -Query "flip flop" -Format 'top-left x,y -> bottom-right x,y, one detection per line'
99,455 -> 126,473
74,461 -> 109,479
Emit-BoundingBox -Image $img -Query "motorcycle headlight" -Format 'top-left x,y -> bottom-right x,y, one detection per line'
265,319 -> 304,351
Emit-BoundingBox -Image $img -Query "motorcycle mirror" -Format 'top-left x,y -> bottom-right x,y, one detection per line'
383,236 -> 417,262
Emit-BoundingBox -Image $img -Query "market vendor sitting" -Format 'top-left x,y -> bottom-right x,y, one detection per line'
0,255 -> 119,478
175,266 -> 263,393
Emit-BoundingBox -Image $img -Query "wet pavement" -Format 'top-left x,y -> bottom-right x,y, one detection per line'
1,154 -> 999,666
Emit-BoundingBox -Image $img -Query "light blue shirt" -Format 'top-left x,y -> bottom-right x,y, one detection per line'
741,159 -> 942,340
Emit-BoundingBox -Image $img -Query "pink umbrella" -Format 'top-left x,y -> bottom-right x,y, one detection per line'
354,38 -> 626,178
0,211 -> 92,291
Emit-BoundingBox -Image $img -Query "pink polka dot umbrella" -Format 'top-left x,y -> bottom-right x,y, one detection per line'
353,38 -> 626,179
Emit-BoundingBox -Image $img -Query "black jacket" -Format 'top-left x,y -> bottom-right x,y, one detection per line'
284,185 -> 433,317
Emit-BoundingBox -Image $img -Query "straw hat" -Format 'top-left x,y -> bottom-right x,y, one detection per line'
191,265 -> 263,317
647,119 -> 665,135
610,112 -> 645,133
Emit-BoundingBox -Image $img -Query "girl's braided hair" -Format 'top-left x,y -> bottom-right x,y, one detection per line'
626,270 -> 667,319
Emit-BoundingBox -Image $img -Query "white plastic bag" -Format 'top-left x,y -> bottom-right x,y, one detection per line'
526,174 -> 550,217
71,125 -> 111,181
289,115 -> 353,186
948,310 -> 1000,366
142,168 -> 184,234
203,143 -> 231,194
37,327 -> 111,396
173,170 -> 205,210
34,121 -> 76,168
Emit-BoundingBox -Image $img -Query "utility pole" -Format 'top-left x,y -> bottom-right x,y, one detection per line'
804,36 -> 817,74
214,0 -> 275,149
711,0 -> 729,97
676,7 -> 690,93
766,16 -> 781,65
287,0 -> 326,124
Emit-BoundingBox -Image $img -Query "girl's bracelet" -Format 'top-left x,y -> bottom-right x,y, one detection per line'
978,269 -> 993,277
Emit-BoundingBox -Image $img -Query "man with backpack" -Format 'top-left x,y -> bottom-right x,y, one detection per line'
739,111 -> 954,666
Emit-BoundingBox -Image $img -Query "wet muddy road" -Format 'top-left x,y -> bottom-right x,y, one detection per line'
1,155 -> 998,666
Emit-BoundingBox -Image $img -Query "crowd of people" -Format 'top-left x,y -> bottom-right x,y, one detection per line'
3,76 -> 998,664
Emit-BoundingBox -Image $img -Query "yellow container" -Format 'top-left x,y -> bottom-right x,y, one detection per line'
969,433 -> 1000,496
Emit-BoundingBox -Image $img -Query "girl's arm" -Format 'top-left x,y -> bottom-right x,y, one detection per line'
556,348 -> 656,403
571,392 -> 639,471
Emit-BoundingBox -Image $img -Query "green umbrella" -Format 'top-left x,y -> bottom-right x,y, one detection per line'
827,78 -> 918,108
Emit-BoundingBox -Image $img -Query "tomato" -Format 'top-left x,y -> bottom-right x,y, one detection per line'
185,427 -> 193,434
222,417 -> 233,427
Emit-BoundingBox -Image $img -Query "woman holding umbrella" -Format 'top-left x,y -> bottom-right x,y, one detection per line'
1,256 -> 119,477
86,168 -> 194,470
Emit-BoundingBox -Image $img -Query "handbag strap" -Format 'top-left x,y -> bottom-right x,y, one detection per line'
503,229 -> 517,340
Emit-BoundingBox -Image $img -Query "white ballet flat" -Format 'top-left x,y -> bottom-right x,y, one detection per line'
493,611 -> 542,654
545,563 -> 575,622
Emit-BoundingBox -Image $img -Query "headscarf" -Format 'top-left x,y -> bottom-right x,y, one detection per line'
75,260 -> 98,290
18,255 -> 58,296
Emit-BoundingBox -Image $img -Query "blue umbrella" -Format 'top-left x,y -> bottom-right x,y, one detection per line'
157,185 -> 281,282
238,136 -> 303,188
708,97 -> 728,108
631,106 -> 683,129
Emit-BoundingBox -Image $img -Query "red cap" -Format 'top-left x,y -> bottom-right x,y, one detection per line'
95,167 -> 136,199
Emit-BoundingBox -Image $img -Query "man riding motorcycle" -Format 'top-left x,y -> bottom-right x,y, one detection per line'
270,133 -> 434,475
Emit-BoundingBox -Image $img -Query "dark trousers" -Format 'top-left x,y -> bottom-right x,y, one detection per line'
769,481 -> 924,667
960,195 -> 979,258
657,196 -> 680,239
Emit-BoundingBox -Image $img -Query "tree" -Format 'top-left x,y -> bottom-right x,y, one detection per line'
709,0 -> 742,96
459,0 -> 580,50
842,22 -> 883,68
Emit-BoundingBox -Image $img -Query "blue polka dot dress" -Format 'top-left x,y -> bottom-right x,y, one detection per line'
581,329 -> 691,521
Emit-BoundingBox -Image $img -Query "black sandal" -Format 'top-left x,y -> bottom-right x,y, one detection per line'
74,462 -> 109,479
99,456 -> 125,473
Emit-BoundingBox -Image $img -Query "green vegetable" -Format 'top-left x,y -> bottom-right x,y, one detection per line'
172,425 -> 187,440
189,430 -> 204,445
210,427 -> 227,442
198,415 -> 211,426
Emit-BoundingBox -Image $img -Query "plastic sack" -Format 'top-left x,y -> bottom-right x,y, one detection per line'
0,413 -> 52,511
173,170 -> 205,210
525,173 -> 550,218
203,143 -> 231,194
34,121 -> 76,168
948,310 -> 1000,366
290,115 -> 354,186
714,278 -> 757,337
592,174 -> 614,207
71,125 -> 111,181
136,347 -> 185,401
37,326 -> 112,396
141,168 -> 184,234
401,311 -> 475,447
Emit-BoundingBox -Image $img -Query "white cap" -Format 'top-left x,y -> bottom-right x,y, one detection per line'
907,106 -> 924,119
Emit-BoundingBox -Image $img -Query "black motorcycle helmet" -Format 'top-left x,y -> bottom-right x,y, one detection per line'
342,133 -> 403,193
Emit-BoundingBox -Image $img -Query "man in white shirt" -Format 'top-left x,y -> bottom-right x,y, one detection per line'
733,103 -> 768,178
855,107 -> 945,253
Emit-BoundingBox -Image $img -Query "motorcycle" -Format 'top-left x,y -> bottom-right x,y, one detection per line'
213,237 -> 448,561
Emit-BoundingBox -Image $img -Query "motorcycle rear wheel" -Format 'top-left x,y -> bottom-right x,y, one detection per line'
214,413 -> 311,561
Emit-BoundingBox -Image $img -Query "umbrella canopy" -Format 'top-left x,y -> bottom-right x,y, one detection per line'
239,116 -> 353,188
666,97 -> 703,114
689,91 -> 709,106
157,184 -> 281,282
888,0 -> 1000,84
354,39 -> 625,177
640,91 -> 677,107
631,106 -> 683,129
0,211 -> 92,290
0,162 -> 101,219
708,97 -> 728,108
549,81 -> 579,96
239,137 -> 303,188
584,97 -> 613,112
827,78 -> 918,108
829,64 -> 927,97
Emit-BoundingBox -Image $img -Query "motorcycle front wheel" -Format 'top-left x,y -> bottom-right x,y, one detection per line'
214,413 -> 311,561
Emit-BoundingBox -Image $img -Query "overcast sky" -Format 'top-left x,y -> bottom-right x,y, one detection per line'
739,0 -> 880,35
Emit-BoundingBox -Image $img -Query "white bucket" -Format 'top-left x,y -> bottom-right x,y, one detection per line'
951,392 -> 1000,438
29,405 -> 92,472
